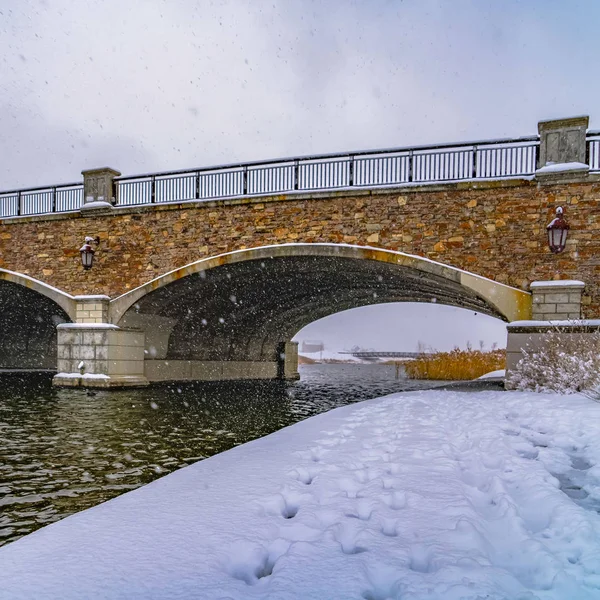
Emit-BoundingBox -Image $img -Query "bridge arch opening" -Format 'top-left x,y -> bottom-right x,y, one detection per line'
293,302 -> 509,362
0,272 -> 74,370
112,244 -> 530,381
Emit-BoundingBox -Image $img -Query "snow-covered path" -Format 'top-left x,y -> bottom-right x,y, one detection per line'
2,390 -> 600,599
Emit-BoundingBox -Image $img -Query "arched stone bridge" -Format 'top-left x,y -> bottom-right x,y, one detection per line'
0,115 -> 598,386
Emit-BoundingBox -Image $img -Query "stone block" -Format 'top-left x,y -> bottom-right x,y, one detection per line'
76,345 -> 96,360
108,359 -> 144,376
506,332 -> 540,353
144,360 -> 192,381
58,330 -> 81,346
533,304 -> 558,314
95,345 -> 108,360
57,345 -> 71,359
555,303 -> 581,314
94,360 -> 109,373
83,331 -> 107,345
544,293 -> 570,304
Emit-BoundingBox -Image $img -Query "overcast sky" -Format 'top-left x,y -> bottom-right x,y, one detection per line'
2,0 -> 597,351
293,303 -> 507,353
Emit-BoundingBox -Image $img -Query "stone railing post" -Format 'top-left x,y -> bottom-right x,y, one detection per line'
81,167 -> 121,210
536,116 -> 589,180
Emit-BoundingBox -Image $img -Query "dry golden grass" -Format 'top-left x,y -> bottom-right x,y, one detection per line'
404,349 -> 506,381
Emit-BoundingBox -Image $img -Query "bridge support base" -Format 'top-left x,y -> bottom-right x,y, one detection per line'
144,360 -> 282,382
505,280 -> 587,387
53,323 -> 149,388
52,321 -> 300,387
143,342 -> 300,383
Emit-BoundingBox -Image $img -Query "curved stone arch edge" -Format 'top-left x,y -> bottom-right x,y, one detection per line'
0,268 -> 77,321
110,243 -> 532,325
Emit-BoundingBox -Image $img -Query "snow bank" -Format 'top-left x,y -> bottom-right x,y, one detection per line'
2,390 -> 600,599
477,369 -> 505,380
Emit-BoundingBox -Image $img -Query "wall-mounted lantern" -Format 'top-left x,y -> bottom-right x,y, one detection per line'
547,207 -> 569,254
80,236 -> 100,270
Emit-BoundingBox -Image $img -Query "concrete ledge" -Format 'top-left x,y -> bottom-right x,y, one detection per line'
144,360 -> 281,382
507,319 -> 600,333
506,319 -> 600,379
529,280 -> 585,290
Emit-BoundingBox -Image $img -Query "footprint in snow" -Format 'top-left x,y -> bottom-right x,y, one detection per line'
385,464 -> 401,476
354,468 -> 377,484
408,543 -> 436,573
333,521 -> 368,555
384,490 -> 407,510
379,517 -> 399,537
227,539 -> 290,585
260,488 -> 308,519
345,498 -> 376,521
290,465 -> 319,485
516,448 -> 539,460
295,446 -> 328,463
381,477 -> 396,490
337,477 -> 364,499
362,564 -> 404,600
571,455 -> 592,471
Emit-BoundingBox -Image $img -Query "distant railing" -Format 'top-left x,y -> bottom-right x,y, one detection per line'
340,351 -> 427,358
5,131 -> 599,219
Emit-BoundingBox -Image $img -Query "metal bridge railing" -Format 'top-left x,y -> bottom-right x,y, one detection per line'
113,136 -> 540,209
10,130 -> 599,219
0,183 -> 83,218
587,131 -> 600,172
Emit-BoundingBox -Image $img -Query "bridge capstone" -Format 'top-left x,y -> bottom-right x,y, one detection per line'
81,167 -> 120,210
538,116 -> 589,169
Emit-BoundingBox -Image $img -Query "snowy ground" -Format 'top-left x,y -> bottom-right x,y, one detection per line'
2,390 -> 600,599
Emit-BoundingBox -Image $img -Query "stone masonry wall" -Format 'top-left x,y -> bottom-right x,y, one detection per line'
1,178 -> 600,316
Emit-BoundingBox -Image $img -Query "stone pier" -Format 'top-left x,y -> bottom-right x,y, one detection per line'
506,280 -> 587,381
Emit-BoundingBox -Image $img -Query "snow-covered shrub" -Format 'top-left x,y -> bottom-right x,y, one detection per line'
507,326 -> 600,396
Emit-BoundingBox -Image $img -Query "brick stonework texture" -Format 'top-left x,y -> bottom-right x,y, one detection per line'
1,179 -> 599,315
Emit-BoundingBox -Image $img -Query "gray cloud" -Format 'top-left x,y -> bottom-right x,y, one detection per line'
2,0 -> 598,188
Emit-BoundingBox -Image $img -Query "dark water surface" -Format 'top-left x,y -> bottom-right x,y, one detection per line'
0,364 -> 443,547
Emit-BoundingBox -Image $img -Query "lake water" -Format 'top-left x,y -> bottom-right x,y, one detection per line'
0,364 -> 445,547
